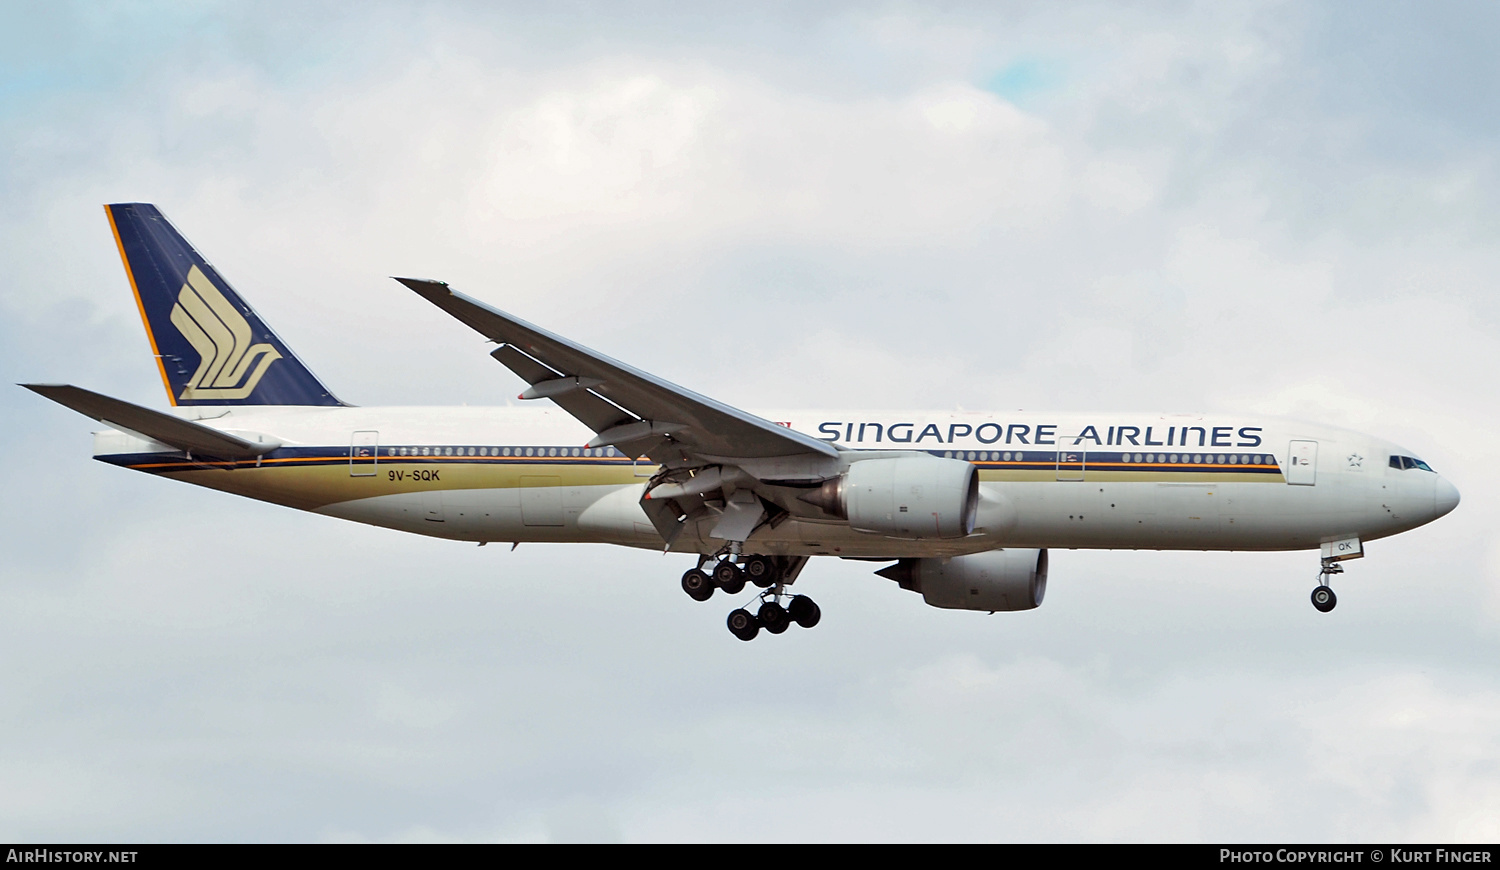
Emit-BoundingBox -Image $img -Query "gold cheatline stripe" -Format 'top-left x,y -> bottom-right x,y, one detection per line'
126,454 -> 638,470
105,206 -> 176,406
976,461 -> 1275,470
129,452 -> 1277,472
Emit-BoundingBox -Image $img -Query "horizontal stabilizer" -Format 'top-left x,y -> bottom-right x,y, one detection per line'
22,384 -> 279,459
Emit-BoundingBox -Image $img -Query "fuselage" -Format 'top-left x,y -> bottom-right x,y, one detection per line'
91,406 -> 1460,560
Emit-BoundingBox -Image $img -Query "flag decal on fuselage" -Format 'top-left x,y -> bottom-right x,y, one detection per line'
169,265 -> 282,401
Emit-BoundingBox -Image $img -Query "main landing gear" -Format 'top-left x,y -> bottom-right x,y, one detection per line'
1311,558 -> 1342,613
680,554 -> 819,641
726,594 -> 821,642
681,553 -> 775,600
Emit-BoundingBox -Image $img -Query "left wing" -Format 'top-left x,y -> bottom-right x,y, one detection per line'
395,279 -> 837,465
397,278 -> 844,545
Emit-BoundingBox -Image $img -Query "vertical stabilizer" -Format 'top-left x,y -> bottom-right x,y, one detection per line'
105,203 -> 345,406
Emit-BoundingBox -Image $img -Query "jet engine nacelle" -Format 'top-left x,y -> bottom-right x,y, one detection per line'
877,549 -> 1048,612
801,455 -> 978,539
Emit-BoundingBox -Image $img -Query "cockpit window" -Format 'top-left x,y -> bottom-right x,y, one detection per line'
1389,455 -> 1435,472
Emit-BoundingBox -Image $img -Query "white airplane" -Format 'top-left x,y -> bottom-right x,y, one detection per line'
25,204 -> 1460,639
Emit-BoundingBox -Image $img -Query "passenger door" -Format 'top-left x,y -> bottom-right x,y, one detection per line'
350,430 -> 379,477
1054,436 -> 1086,482
1287,440 -> 1317,486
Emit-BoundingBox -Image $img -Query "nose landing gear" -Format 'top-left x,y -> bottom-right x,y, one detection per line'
1311,558 -> 1343,613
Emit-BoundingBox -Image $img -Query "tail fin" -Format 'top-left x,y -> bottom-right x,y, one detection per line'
105,203 -> 345,407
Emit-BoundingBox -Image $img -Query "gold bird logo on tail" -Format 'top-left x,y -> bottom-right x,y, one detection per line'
169,266 -> 281,401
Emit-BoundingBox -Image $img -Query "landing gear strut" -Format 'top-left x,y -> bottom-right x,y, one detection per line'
1311,558 -> 1342,613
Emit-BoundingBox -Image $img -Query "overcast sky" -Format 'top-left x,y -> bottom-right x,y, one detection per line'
3,1 -> 1498,842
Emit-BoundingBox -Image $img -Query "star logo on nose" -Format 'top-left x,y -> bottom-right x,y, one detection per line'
1347,453 -> 1363,469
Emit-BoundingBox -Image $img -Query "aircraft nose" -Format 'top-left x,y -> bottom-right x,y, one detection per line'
1435,476 -> 1461,518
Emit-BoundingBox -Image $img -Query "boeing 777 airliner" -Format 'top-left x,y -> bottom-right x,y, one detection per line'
24,204 -> 1461,639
